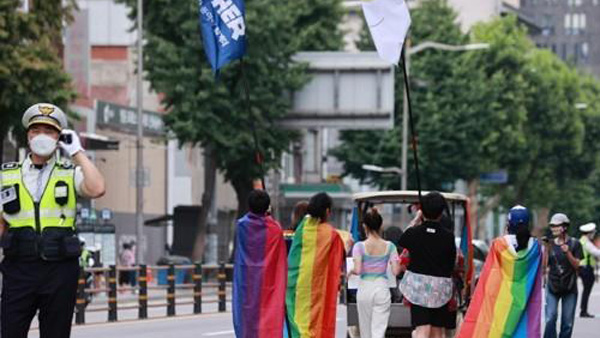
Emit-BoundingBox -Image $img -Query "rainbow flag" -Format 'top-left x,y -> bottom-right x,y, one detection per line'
457,236 -> 543,338
233,213 -> 288,338
286,216 -> 345,338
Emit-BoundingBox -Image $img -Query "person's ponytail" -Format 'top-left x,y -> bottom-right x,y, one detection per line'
515,223 -> 531,252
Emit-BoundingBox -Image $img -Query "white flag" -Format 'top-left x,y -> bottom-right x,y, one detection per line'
362,0 -> 412,65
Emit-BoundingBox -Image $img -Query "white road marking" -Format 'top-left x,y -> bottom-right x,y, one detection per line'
202,330 -> 235,336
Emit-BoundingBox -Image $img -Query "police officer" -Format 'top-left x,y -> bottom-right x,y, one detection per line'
0,103 -> 105,338
578,222 -> 600,318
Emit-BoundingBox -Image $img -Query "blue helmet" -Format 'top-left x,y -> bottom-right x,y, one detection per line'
507,205 -> 530,233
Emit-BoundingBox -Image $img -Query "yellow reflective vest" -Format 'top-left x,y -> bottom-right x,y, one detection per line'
1,162 -> 77,231
580,236 -> 597,267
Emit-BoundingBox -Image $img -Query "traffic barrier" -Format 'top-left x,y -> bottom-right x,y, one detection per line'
139,264 -> 148,319
75,268 -> 87,324
167,264 -> 176,316
218,263 -> 226,312
74,263 -> 233,325
194,263 -> 203,314
108,265 -> 118,322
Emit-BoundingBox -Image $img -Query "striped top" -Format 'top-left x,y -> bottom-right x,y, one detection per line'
352,241 -> 398,281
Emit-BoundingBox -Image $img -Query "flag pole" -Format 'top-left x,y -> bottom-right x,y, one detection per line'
240,58 -> 266,190
399,46 -> 423,202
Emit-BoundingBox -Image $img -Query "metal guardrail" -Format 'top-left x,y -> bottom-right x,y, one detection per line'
75,263 -> 233,325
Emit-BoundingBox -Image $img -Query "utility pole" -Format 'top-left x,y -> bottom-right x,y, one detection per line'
135,0 -> 144,264
401,39 -> 410,194
400,39 -> 411,227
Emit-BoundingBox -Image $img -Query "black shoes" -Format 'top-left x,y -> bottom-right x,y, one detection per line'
580,312 -> 595,318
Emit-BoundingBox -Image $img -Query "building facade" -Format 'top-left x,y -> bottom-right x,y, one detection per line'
66,0 -> 237,265
521,0 -> 600,77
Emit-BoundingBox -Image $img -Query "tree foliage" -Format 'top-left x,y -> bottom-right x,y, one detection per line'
333,0 -> 466,189
333,1 -> 600,229
0,0 -> 77,160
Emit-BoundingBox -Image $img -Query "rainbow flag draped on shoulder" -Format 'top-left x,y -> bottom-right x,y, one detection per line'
286,216 -> 345,338
458,236 -> 543,338
232,213 -> 288,338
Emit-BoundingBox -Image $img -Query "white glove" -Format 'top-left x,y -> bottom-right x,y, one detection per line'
59,129 -> 84,156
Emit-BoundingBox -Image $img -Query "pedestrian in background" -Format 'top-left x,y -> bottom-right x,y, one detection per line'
290,200 -> 309,231
232,190 -> 287,338
544,213 -> 583,338
398,192 -> 456,338
286,192 -> 345,338
577,222 -> 600,318
349,207 -> 400,338
285,201 -> 309,253
119,242 -> 135,290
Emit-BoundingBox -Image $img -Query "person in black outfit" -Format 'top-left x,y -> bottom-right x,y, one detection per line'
398,192 -> 456,338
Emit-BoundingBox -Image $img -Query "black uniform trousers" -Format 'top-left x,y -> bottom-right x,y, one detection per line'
1,257 -> 79,338
579,265 -> 595,315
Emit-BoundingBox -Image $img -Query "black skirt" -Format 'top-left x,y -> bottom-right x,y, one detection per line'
410,303 -> 457,329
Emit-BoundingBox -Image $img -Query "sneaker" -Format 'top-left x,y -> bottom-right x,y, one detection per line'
580,313 -> 595,318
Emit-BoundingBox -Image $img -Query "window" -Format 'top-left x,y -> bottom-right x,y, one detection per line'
582,42 -> 589,60
565,13 -> 586,35
541,14 -> 554,36
303,130 -> 318,173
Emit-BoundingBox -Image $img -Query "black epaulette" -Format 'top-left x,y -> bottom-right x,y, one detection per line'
1,162 -> 20,171
57,161 -> 75,170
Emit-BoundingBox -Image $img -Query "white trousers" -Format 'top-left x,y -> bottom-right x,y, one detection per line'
357,279 -> 391,338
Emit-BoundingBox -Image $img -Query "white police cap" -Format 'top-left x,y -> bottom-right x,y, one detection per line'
579,223 -> 596,233
22,103 -> 67,131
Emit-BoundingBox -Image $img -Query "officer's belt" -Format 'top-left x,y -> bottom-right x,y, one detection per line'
1,227 -> 81,261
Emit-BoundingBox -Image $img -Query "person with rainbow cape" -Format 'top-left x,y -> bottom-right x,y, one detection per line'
285,192 -> 346,338
457,205 -> 543,338
232,190 -> 288,338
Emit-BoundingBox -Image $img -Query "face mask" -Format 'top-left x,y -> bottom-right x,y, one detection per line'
29,134 -> 57,157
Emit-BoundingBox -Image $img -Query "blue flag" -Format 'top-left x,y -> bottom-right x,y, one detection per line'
198,0 -> 247,73
350,206 -> 360,243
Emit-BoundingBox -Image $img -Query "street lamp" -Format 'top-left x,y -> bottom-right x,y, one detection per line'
400,41 -> 490,193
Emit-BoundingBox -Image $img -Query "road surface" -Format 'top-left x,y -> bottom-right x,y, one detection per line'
28,284 -> 600,337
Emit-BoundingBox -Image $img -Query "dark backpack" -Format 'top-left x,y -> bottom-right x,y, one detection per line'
548,239 -> 578,295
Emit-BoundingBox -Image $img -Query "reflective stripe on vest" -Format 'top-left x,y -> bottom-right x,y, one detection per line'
580,236 -> 597,267
2,164 -> 77,230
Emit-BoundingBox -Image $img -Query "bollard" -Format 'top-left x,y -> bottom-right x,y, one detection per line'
75,267 -> 86,325
193,262 -> 203,314
167,264 -> 176,316
108,265 -> 118,322
339,272 -> 347,305
138,264 -> 148,319
218,262 -> 226,312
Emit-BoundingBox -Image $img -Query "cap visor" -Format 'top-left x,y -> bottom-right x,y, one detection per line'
28,120 -> 62,131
